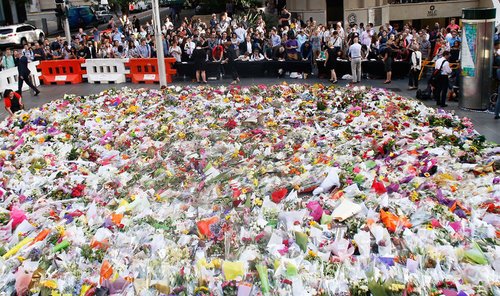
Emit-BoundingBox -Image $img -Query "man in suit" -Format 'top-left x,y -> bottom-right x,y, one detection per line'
239,35 -> 254,56
16,51 -> 40,96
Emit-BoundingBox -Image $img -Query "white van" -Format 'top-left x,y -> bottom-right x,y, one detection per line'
129,1 -> 152,12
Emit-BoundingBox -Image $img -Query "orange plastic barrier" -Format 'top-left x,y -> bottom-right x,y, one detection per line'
37,59 -> 86,85
126,58 -> 177,84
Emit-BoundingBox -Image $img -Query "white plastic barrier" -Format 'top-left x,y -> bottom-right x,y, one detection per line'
82,58 -> 130,84
0,61 -> 40,92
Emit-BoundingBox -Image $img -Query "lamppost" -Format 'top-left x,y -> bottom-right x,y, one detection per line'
152,0 -> 167,87
55,0 -> 71,43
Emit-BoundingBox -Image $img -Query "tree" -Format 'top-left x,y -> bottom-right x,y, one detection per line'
108,0 -> 132,17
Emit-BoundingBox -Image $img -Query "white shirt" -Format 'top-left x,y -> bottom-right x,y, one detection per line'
435,57 -> 452,75
411,51 -> 422,70
360,31 -> 371,47
184,41 -> 195,56
250,53 -> 264,61
256,25 -> 265,34
348,43 -> 362,58
406,34 -> 413,44
235,27 -> 246,43
332,36 -> 343,49
246,41 -> 252,54
169,45 -> 182,62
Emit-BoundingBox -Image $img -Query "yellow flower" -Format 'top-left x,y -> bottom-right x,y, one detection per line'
56,225 -> 65,236
42,280 -> 58,289
308,250 -> 317,257
125,105 -> 139,114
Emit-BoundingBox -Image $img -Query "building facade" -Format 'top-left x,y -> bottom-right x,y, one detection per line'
0,0 -> 29,25
30,0 -> 90,12
286,0 -> 495,28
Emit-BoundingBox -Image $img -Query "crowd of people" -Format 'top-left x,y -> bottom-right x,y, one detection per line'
0,12 -> 465,82
2,8 -> 500,115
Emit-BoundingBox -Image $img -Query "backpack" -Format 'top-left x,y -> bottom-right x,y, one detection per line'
430,59 -> 447,86
416,89 -> 432,101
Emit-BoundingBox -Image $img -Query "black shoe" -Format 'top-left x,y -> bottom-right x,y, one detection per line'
440,104 -> 448,107
34,90 -> 40,96
495,115 -> 500,119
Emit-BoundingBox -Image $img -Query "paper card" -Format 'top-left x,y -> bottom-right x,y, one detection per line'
143,74 -> 156,80
55,75 -> 67,81
331,199 -> 362,221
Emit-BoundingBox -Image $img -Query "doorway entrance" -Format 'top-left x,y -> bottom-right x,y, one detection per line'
327,0 -> 343,26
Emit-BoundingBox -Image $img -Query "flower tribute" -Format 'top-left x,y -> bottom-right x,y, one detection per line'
0,84 -> 499,295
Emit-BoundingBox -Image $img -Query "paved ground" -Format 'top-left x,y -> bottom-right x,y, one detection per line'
7,76 -> 500,144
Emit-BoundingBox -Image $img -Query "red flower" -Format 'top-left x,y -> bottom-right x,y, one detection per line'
72,184 -> 86,197
223,118 -> 237,130
271,188 -> 287,203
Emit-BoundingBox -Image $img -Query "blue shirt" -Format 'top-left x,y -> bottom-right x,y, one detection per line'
271,34 -> 281,47
137,44 -> 150,58
297,34 -> 308,52
448,36 -> 461,46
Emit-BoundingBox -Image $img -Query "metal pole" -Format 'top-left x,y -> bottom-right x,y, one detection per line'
63,1 -> 71,44
152,0 -> 167,87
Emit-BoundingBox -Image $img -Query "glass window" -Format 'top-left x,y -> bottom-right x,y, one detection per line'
0,28 -> 13,35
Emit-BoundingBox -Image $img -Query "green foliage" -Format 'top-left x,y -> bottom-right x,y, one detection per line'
108,0 -> 132,16
233,10 -> 278,32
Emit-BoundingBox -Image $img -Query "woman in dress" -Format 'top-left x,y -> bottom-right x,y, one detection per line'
192,45 -> 208,83
383,40 -> 393,84
324,41 -> 338,83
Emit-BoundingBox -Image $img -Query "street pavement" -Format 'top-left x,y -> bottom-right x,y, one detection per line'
6,76 -> 500,144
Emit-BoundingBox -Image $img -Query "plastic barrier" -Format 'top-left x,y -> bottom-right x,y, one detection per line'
82,58 -> 130,84
37,59 -> 86,85
418,60 -> 460,80
0,61 -> 41,92
126,58 -> 177,84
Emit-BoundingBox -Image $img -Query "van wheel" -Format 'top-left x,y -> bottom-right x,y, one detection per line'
39,33 -> 44,43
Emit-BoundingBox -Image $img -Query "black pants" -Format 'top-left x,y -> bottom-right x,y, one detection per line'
226,62 -> 238,80
18,74 -> 39,96
434,75 -> 448,106
408,69 -> 419,87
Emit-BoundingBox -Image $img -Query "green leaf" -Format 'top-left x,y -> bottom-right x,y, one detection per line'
365,160 -> 376,169
465,241 -> 488,265
320,213 -> 333,225
295,231 -> 308,252
368,280 -> 389,296
286,263 -> 298,276
256,264 -> 270,294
